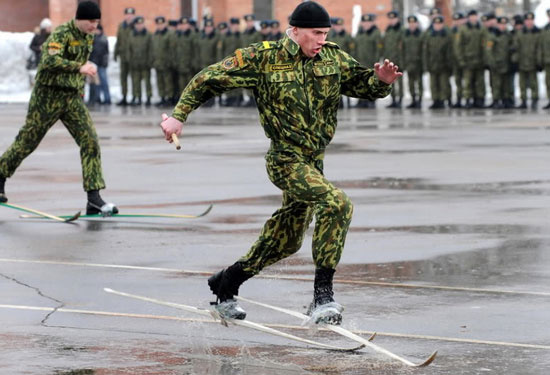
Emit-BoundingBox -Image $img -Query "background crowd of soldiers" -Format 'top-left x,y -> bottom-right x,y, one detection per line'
113,6 -> 550,110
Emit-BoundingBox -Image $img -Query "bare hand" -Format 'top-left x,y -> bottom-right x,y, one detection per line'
160,113 -> 183,142
374,59 -> 403,85
79,61 -> 97,77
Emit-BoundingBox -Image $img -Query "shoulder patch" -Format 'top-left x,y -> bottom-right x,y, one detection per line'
324,41 -> 340,49
257,40 -> 277,52
48,42 -> 62,49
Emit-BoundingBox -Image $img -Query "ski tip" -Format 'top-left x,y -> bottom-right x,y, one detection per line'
368,332 -> 377,341
65,211 -> 81,222
198,204 -> 213,217
104,288 -> 114,293
417,350 -> 438,367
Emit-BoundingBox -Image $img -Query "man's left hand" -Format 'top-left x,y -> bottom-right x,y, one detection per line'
374,59 -> 403,85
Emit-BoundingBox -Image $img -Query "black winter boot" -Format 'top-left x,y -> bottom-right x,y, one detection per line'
306,267 -> 343,325
116,97 -> 127,106
0,176 -> 7,203
86,190 -> 118,216
208,262 -> 253,319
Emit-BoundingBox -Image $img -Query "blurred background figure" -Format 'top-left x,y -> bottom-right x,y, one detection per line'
88,24 -> 111,105
27,18 -> 52,70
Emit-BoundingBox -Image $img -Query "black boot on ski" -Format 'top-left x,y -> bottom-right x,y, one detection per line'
306,267 -> 343,325
208,262 -> 253,320
86,190 -> 118,216
0,176 -> 7,203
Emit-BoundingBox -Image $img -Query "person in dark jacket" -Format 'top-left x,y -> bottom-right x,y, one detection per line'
28,18 -> 52,70
88,24 -> 111,105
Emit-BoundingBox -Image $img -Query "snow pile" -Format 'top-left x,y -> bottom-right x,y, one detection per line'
0,31 -> 34,100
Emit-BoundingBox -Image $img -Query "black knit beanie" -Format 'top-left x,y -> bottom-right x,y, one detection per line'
76,1 -> 101,20
289,1 -> 331,28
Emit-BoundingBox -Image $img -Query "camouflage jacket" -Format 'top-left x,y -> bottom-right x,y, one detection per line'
152,28 -> 171,70
423,28 -> 452,73
543,24 -> 550,65
485,29 -> 511,73
198,31 -> 219,68
174,30 -> 197,73
515,27 -> 542,71
329,30 -> 355,55
403,28 -> 423,72
354,26 -> 383,67
114,20 -> 133,62
35,19 -> 92,93
128,29 -> 153,69
172,37 -> 392,155
457,22 -> 487,68
382,23 -> 404,65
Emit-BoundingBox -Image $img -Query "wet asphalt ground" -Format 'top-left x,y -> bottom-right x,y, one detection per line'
0,99 -> 549,375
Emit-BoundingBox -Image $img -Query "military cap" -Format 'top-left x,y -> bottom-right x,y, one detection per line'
524,12 -> 535,20
331,17 -> 344,25
168,19 -> 179,26
513,15 -> 524,25
189,18 -> 197,27
484,13 -> 496,20
453,12 -> 464,20
497,16 -> 509,24
230,17 -> 240,24
430,8 -> 442,16
133,16 -> 145,25
407,15 -> 418,23
124,7 -> 135,15
218,22 -> 228,30
433,16 -> 444,24
467,10 -> 478,16
204,18 -> 214,27
155,16 -> 166,24
361,13 -> 376,22
271,20 -> 280,28
180,16 -> 190,24
260,20 -> 270,28
289,1 -> 331,28
244,14 -> 255,21
387,11 -> 399,19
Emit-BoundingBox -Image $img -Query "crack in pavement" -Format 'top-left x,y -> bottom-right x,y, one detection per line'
0,272 -> 65,325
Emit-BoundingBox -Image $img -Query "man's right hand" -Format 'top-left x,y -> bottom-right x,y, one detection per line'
160,113 -> 183,142
79,61 -> 97,77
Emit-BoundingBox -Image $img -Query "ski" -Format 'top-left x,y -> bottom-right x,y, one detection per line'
236,296 -> 437,367
103,288 -> 365,352
1,202 -> 80,223
20,204 -> 213,220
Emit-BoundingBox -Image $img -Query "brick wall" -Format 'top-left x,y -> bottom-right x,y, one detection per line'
0,0 -> 49,33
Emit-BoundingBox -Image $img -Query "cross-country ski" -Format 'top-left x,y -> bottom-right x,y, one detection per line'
0,202 -> 80,223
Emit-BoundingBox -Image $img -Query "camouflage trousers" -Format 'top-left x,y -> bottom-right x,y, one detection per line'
239,149 -> 353,274
0,84 -> 105,191
519,70 -> 539,100
453,67 -> 463,99
490,72 -> 511,101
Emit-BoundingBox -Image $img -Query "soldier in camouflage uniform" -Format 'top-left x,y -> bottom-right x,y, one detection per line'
515,12 -> 542,109
403,15 -> 423,109
152,16 -> 172,107
542,10 -> 550,109
383,11 -> 404,108
354,13 -> 383,108
424,16 -> 452,109
457,10 -> 487,108
114,7 -> 135,106
174,17 -> 197,101
128,16 -> 153,106
160,1 -> 400,324
451,12 -> 466,108
269,20 -> 284,41
486,17 -> 512,109
0,1 -> 117,215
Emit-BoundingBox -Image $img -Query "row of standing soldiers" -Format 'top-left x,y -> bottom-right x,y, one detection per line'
114,7 -> 550,110
114,8 -> 280,107
335,8 -> 550,109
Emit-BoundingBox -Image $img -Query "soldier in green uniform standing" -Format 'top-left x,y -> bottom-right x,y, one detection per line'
541,9 -> 550,109
403,15 -> 423,109
174,17 -> 197,102
128,16 -> 153,106
198,18 -> 218,107
152,16 -> 172,107
0,1 -> 118,215
216,21 -> 230,61
222,18 -> 244,107
424,16 -> 452,109
451,12 -> 466,108
458,10 -> 487,108
259,20 -> 272,41
330,17 -> 355,108
486,17 -> 512,109
383,10 -> 404,108
509,15 -> 524,107
269,20 -> 284,41
114,7 -> 135,106
160,1 -> 401,324
515,12 -> 542,109
354,14 -> 383,108
242,14 -> 262,107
